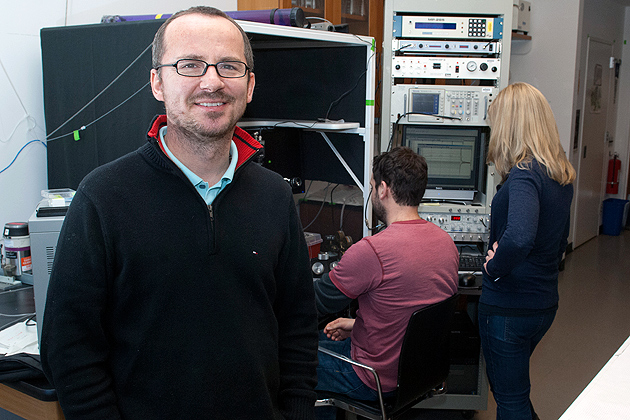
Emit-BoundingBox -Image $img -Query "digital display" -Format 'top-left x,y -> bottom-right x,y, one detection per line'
410,93 -> 440,115
451,216 -> 461,221
401,126 -> 489,201
415,22 -> 457,30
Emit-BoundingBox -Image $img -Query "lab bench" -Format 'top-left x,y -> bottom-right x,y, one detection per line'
0,287 -> 64,420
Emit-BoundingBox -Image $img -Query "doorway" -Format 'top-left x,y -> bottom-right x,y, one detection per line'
573,37 -> 614,248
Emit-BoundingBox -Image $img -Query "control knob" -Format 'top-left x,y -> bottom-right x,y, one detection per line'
312,262 -> 324,276
480,63 -> 488,71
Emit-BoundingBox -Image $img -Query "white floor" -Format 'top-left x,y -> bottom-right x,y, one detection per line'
402,229 -> 630,420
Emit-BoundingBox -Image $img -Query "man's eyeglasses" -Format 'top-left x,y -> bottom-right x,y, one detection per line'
155,59 -> 250,78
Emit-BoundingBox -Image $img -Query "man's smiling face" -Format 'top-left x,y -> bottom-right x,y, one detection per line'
150,13 -> 255,141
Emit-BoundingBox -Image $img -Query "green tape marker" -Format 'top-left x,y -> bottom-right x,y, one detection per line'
372,39 -> 376,51
73,130 -> 80,141
366,99 -> 375,106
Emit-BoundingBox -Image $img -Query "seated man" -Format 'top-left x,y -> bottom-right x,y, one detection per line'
313,147 -> 459,413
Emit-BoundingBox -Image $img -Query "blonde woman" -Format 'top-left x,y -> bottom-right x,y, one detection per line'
480,83 -> 575,420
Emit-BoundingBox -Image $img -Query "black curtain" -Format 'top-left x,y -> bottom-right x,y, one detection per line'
41,20 -> 366,189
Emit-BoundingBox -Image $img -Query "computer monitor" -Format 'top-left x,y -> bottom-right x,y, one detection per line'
402,125 -> 488,201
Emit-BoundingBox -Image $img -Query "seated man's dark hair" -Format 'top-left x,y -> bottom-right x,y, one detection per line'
372,147 -> 428,207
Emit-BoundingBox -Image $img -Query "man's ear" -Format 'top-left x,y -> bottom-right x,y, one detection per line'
246,72 -> 255,103
150,69 -> 164,102
378,181 -> 388,200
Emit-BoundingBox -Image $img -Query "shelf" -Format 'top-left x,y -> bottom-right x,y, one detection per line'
511,31 -> 532,41
239,119 -> 361,131
239,119 -> 365,193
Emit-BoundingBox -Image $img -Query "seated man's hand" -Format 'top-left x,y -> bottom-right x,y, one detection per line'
323,318 -> 355,341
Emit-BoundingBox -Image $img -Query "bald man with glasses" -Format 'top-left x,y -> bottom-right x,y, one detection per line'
41,7 -> 318,420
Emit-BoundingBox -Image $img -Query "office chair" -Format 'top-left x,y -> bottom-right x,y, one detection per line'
315,293 -> 459,420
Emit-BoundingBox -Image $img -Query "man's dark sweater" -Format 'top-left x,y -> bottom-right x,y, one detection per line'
40,116 -> 319,419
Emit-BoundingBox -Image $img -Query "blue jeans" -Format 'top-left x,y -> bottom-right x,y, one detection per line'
478,310 -> 556,420
315,333 -> 391,420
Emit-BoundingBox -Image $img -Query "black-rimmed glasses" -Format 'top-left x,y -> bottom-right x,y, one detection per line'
155,59 -> 249,78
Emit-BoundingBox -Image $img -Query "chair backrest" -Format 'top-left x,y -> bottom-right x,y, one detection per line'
391,293 -> 459,414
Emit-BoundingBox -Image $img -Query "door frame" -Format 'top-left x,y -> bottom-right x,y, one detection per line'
573,36 -> 615,247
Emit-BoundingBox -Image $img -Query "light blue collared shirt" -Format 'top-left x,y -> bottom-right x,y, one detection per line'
159,126 -> 238,205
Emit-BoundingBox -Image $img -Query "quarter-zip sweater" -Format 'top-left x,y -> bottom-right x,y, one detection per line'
41,115 -> 319,420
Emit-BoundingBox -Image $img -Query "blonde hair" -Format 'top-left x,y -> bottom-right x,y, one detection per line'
487,82 -> 576,185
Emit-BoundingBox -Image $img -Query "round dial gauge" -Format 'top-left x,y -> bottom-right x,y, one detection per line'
466,61 -> 477,72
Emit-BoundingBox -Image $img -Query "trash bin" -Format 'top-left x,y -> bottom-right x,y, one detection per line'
602,198 -> 629,236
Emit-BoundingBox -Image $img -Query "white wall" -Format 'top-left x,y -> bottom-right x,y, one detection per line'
0,0 -> 236,235
510,0 -> 629,246
509,0 -> 582,155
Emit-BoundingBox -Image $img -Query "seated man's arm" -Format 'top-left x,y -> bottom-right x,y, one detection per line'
313,272 -> 353,317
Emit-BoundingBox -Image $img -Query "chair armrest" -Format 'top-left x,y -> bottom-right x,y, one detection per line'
317,346 -> 388,420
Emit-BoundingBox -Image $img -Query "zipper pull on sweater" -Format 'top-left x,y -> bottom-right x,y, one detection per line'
207,204 -> 216,254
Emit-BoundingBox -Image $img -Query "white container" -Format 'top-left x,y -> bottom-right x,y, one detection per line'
3,222 -> 32,276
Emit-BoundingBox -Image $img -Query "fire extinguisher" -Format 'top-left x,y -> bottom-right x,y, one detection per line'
606,153 -> 621,194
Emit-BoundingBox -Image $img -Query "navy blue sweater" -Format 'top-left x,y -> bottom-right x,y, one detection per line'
481,159 -> 573,312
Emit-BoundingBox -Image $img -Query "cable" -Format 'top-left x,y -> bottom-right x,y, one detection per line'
387,111 -> 463,152
303,183 -> 331,231
324,49 -> 376,121
45,42 -> 153,140
339,201 -> 346,230
0,139 -> 47,175
339,190 -> 361,231
46,81 -> 151,142
363,187 -> 385,232
330,184 -> 340,227
305,16 -> 334,28
349,33 -> 375,47
395,43 -> 414,53
296,179 -> 314,214
272,120 -> 320,130
304,180 -> 314,198
25,314 -> 37,326
0,57 -> 46,147
0,115 -> 37,144
395,111 -> 462,124
0,57 -> 49,177
0,58 -> 29,115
